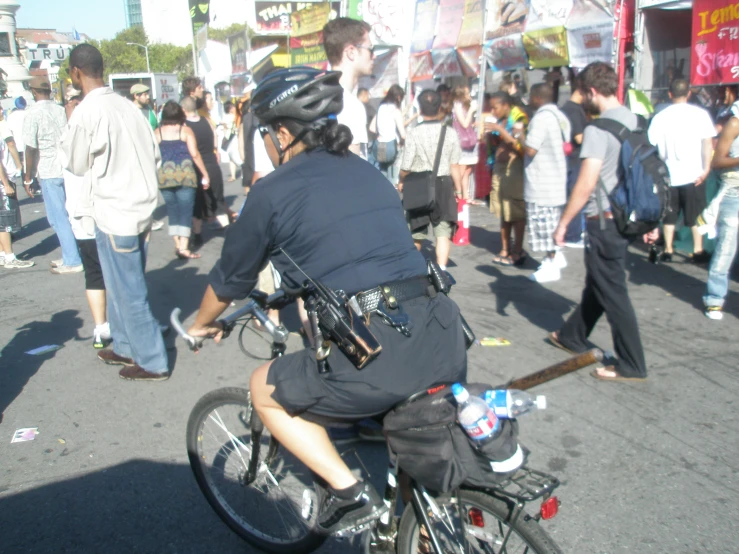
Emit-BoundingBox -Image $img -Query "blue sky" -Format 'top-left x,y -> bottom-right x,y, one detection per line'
17,0 -> 126,40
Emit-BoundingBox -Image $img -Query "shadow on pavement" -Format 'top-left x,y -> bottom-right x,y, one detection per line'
15,234 -> 60,261
477,264 -> 577,333
626,250 -> 739,319
0,309 -> 83,424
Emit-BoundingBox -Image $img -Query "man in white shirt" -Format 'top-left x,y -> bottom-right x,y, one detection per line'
323,17 -> 374,158
62,44 -> 169,382
648,79 -> 715,263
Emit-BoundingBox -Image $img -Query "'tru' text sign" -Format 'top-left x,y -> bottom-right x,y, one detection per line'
27,46 -> 73,62
691,0 -> 739,85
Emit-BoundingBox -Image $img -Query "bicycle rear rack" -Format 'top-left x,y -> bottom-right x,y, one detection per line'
477,466 -> 560,503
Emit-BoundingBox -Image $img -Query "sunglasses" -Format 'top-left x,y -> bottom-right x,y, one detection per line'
354,44 -> 376,55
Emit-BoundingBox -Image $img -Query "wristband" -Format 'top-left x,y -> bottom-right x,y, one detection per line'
23,180 -> 33,186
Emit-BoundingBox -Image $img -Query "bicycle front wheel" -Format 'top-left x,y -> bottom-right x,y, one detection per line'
396,488 -> 562,554
186,387 -> 325,553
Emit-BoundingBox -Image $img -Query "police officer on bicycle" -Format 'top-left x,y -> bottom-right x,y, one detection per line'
188,67 -> 467,535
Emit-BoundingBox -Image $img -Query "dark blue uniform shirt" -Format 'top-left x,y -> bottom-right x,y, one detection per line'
209,149 -> 427,299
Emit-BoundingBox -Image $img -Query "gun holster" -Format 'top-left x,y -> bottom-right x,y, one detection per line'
426,261 -> 476,350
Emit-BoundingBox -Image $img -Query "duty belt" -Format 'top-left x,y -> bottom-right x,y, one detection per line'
354,276 -> 433,315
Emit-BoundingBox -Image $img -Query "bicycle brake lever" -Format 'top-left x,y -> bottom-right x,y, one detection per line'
170,308 -> 204,352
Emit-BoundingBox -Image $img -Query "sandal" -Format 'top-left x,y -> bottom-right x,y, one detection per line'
591,366 -> 647,382
546,332 -> 578,355
492,252 -> 514,266
176,249 -> 201,260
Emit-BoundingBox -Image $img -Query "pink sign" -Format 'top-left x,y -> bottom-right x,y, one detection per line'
691,0 -> 739,85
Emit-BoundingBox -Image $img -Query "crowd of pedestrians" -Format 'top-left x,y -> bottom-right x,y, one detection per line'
3,22 -> 738,385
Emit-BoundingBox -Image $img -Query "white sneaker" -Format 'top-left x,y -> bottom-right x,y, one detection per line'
50,259 -> 64,268
553,251 -> 567,269
93,325 -> 112,349
564,240 -> 585,249
0,256 -> 4,267
529,260 -> 561,283
151,219 -> 165,231
4,258 -> 34,269
50,264 -> 83,274
705,306 -> 724,321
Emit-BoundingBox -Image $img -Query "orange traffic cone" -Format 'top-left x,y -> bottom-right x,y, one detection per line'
453,198 -> 469,246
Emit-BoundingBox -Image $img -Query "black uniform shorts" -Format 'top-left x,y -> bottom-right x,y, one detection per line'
76,238 -> 105,291
663,183 -> 706,227
266,293 -> 467,420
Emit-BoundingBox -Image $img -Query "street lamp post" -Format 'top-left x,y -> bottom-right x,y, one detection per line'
126,42 -> 150,73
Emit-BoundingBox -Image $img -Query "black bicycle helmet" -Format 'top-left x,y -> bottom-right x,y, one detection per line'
251,66 -> 343,125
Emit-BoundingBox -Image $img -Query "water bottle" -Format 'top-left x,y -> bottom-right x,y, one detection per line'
483,389 -> 546,419
451,383 -> 500,446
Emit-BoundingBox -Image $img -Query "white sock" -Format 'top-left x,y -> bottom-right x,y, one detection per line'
95,322 -> 111,338
439,265 -> 447,270
4,253 -> 16,262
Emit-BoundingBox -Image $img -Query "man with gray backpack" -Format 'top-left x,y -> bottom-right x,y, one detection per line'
550,62 -> 665,383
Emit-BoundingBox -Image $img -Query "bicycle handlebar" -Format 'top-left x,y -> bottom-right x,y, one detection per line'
170,290 -> 291,352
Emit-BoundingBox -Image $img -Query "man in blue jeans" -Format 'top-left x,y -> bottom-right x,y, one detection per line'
62,44 -> 169,381
23,76 -> 82,274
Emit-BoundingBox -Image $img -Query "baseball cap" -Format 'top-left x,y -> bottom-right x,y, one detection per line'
130,83 -> 150,96
29,76 -> 52,91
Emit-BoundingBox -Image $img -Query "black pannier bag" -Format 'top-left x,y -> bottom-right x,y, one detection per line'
383,383 -> 521,493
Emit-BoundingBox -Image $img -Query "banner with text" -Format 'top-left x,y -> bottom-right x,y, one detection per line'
691,0 -> 739,85
432,0 -> 466,49
189,0 -> 211,34
484,0 -> 529,40
290,2 -> 332,36
566,20 -> 613,69
254,1 -> 340,35
484,34 -> 528,71
228,32 -> 248,74
457,0 -> 485,48
522,25 -> 570,68
290,32 -> 329,68
411,0 -> 439,52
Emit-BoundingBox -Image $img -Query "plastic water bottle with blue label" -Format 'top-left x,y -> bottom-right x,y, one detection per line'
451,383 -> 500,445
483,389 -> 546,419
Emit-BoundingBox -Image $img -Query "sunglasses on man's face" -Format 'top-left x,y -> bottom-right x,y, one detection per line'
354,44 -> 376,56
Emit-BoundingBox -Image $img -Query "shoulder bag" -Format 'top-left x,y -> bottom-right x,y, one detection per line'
402,123 -> 447,214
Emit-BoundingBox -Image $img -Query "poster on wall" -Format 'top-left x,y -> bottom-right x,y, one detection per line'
189,0 -> 210,34
358,48 -> 399,98
411,0 -> 439,53
484,0 -> 529,40
523,26 -> 570,68
566,20 -> 614,69
254,1 -> 340,35
409,51 -> 434,81
523,0 -> 573,33
228,32 -> 248,74
431,48 -> 463,78
363,0 -> 411,45
457,0 -> 485,48
484,33 -> 528,71
691,0 -> 739,85
290,2 -> 332,36
432,0 -> 466,49
290,32 -> 329,68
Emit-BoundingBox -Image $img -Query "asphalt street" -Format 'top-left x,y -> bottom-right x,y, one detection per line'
1,174 -> 738,554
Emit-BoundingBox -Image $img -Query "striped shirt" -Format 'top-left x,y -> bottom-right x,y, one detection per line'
523,105 -> 570,207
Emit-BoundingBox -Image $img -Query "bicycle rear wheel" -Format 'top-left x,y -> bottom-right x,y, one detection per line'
186,387 -> 325,553
396,488 -> 562,554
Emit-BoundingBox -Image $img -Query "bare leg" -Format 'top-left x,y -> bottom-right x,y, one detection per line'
250,363 -> 358,490
85,289 -> 107,326
414,240 -> 423,252
691,226 -> 704,253
462,166 -> 472,200
663,224 -> 675,253
512,220 -> 526,254
229,161 -> 237,181
500,222 -> 512,256
436,236 -> 451,268
0,231 -> 12,254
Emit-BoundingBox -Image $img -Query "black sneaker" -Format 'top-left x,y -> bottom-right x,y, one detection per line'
316,481 -> 387,536
658,251 -> 673,263
690,251 -> 712,264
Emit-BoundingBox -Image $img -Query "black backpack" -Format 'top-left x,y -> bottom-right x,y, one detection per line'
590,118 -> 671,237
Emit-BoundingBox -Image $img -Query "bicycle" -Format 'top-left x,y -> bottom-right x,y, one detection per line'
172,290 -> 602,553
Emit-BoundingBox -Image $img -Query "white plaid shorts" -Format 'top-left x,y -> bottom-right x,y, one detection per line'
526,203 -> 563,252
